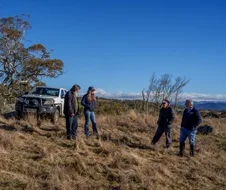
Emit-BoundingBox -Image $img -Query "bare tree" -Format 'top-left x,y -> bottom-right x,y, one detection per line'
159,74 -> 173,100
151,74 -> 173,109
143,73 -> 189,112
142,73 -> 157,112
172,77 -> 189,110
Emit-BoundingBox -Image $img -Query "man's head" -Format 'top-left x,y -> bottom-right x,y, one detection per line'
71,84 -> 81,93
185,99 -> 193,109
162,99 -> 170,108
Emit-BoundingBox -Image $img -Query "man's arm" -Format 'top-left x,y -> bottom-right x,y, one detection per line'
67,92 -> 74,115
194,109 -> 202,127
168,108 -> 175,124
181,110 -> 186,128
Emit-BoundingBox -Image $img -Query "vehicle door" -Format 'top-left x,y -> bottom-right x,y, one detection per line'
60,89 -> 66,115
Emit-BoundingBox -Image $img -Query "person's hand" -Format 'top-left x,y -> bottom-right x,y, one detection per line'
70,113 -> 75,117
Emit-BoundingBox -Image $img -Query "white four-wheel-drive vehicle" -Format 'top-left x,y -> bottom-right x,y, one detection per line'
15,86 -> 67,123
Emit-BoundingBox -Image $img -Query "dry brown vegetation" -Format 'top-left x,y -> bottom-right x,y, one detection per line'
0,110 -> 226,190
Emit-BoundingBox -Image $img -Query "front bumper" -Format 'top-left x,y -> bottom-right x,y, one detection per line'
16,103 -> 57,115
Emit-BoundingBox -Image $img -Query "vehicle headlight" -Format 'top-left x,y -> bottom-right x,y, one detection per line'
44,99 -> 54,105
16,97 -> 24,103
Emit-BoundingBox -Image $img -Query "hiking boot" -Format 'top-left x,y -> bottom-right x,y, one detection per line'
179,143 -> 185,157
165,145 -> 171,150
190,144 -> 195,157
85,133 -> 91,138
94,132 -> 99,140
150,142 -> 157,149
164,144 -> 171,148
71,136 -> 76,141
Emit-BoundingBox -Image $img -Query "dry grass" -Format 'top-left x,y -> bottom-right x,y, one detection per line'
0,110 -> 226,190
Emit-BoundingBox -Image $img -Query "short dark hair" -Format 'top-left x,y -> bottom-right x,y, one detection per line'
185,99 -> 193,105
71,84 -> 81,91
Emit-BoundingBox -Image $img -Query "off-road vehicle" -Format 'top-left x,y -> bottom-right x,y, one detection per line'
15,86 -> 67,123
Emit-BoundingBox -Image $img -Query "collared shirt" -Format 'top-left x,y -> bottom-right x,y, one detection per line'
187,107 -> 193,113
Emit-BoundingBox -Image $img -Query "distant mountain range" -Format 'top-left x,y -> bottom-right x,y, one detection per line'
92,88 -> 226,111
192,101 -> 226,111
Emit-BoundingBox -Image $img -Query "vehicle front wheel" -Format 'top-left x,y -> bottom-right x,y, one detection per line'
51,109 -> 60,124
15,110 -> 24,120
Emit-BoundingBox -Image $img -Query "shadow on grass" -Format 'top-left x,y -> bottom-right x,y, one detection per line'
100,133 -> 152,150
0,124 -> 16,131
2,111 -> 17,120
39,126 -> 60,132
59,141 -> 77,149
0,122 -> 53,138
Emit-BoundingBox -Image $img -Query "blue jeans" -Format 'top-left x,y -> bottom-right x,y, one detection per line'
179,127 -> 197,145
65,115 -> 78,139
84,110 -> 98,136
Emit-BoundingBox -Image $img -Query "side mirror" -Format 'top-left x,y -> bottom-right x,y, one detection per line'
61,94 -> 65,99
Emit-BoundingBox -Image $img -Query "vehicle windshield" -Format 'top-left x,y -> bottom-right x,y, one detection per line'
30,87 -> 59,96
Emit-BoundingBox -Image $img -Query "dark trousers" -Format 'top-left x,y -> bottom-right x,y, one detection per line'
65,115 -> 78,139
152,125 -> 172,147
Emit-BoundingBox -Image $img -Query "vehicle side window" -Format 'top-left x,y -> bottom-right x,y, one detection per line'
61,90 -> 65,98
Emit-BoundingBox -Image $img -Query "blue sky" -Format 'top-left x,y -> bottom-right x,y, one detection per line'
1,0 -> 226,97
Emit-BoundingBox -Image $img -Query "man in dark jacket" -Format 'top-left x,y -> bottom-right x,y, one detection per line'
151,99 -> 175,149
63,84 -> 81,140
179,99 -> 202,157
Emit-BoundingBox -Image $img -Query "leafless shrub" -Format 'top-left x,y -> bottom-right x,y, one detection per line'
142,73 -> 189,112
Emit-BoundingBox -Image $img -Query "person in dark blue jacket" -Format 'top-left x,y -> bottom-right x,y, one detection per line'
151,99 -> 175,149
81,86 -> 99,138
179,99 -> 202,157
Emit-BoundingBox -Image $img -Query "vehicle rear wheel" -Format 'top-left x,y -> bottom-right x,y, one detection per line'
51,109 -> 60,124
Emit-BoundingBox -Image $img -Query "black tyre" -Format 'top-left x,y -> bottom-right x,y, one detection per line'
51,109 -> 60,124
16,110 -> 23,120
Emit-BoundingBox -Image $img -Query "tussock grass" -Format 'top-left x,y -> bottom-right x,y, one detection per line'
0,111 -> 226,190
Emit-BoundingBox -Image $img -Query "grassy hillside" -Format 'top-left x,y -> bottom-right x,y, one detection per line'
0,109 -> 226,189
